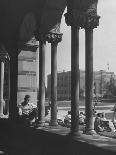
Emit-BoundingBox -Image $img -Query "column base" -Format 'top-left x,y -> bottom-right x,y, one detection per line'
0,99 -> 5,115
49,120 -> 58,126
0,113 -> 5,118
83,129 -> 96,135
35,120 -> 45,128
68,130 -> 82,139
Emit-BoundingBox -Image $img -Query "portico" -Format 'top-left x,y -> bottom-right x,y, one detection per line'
0,0 -> 100,137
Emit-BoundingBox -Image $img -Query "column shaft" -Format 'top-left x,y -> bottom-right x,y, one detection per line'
7,62 -> 10,115
9,53 -> 19,120
50,42 -> 58,126
0,61 -> 5,116
71,26 -> 80,136
36,41 -> 39,115
37,41 -> 46,125
85,29 -> 95,134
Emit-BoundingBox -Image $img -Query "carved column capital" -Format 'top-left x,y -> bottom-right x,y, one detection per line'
65,0 -> 100,29
0,52 -> 10,62
65,10 -> 100,29
35,33 -> 62,44
46,33 -> 62,44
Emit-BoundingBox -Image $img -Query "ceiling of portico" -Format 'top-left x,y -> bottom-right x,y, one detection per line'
0,0 -> 66,53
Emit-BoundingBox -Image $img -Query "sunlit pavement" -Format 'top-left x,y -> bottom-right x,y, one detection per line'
0,103 -> 116,154
43,103 -> 116,152
37,123 -> 116,152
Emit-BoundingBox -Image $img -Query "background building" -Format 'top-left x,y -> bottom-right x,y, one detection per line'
47,70 -> 116,100
17,49 -> 38,105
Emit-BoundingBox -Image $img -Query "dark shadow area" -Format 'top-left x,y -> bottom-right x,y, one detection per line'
0,119 -> 116,155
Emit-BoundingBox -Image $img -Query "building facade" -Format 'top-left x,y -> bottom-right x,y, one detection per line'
17,50 -> 38,105
47,70 -> 116,100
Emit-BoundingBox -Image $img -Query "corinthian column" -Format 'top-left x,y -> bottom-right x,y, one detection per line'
35,34 -> 46,126
0,60 -> 5,117
46,33 -> 62,126
77,0 -> 100,135
65,12 -> 81,137
0,47 -> 9,117
65,0 -> 100,136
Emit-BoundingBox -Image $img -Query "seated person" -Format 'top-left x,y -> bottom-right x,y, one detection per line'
64,111 -> 71,126
79,112 -> 85,125
101,112 -> 116,132
18,95 -> 38,125
94,113 -> 105,133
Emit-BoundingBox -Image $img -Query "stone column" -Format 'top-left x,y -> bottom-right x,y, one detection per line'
0,60 -> 5,117
37,39 -> 46,126
65,13 -> 81,137
0,49 -> 9,117
85,28 -> 95,134
80,6 -> 100,135
6,62 -> 10,116
65,0 -> 100,136
47,33 -> 62,126
36,41 -> 39,114
9,51 -> 19,120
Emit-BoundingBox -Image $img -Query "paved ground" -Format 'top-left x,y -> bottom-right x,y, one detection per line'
0,102 -> 116,154
1,119 -> 116,155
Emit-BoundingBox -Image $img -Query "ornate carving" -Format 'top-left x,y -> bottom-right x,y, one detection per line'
46,33 -> 62,44
0,45 -> 10,62
65,0 -> 100,29
0,52 -> 10,62
35,33 -> 62,44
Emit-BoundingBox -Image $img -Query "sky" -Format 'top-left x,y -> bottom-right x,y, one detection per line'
45,0 -> 116,84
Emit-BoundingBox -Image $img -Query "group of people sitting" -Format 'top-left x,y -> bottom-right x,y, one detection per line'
63,110 -> 116,133
18,95 -> 116,133
64,111 -> 86,127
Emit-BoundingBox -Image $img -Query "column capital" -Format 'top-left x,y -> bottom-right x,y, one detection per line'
46,33 -> 63,44
0,52 -> 10,62
65,0 -> 100,29
0,44 -> 10,62
65,10 -> 100,29
35,32 -> 62,44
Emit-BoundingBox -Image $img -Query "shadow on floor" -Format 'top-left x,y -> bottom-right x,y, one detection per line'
0,119 -> 115,155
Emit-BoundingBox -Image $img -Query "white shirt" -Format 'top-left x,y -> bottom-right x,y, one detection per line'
19,102 -> 37,115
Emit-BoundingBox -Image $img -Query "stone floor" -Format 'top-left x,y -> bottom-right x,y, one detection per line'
0,119 -> 116,155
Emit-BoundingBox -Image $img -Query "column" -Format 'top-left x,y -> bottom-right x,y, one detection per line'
0,61 -> 5,117
36,41 -> 39,118
9,51 -> 19,120
47,33 -> 62,126
83,14 -> 100,135
71,26 -> 80,136
65,12 -> 81,136
0,49 -> 9,117
85,28 -> 95,134
7,61 -> 10,115
37,40 -> 46,126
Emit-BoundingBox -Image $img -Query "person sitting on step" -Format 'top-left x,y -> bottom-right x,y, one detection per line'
18,95 -> 38,126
